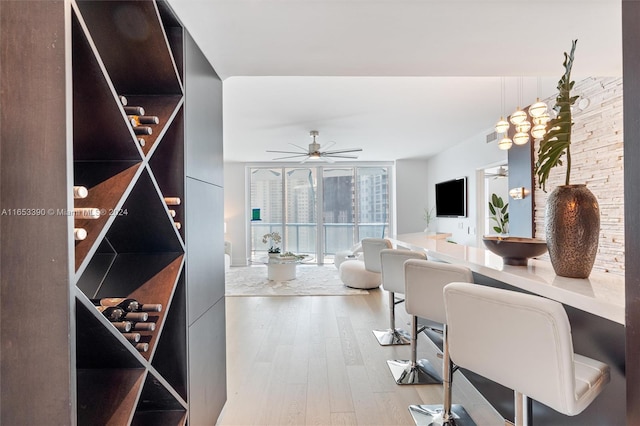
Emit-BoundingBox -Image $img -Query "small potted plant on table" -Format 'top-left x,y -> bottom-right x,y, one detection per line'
262,231 -> 282,258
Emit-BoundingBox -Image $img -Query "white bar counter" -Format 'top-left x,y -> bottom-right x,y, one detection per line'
395,232 -> 625,325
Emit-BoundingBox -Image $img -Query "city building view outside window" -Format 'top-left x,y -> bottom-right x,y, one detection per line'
249,165 -> 391,264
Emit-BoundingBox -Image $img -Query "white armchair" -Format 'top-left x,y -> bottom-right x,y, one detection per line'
334,242 -> 363,269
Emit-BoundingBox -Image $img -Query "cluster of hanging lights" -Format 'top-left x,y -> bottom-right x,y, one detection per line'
495,78 -> 552,150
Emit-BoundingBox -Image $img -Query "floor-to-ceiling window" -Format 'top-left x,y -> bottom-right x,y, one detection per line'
249,164 -> 392,264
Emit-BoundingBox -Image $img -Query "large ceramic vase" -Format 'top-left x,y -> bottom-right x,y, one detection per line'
545,184 -> 600,278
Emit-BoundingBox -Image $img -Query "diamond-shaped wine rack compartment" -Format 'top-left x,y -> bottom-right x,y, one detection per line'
71,1 -> 187,424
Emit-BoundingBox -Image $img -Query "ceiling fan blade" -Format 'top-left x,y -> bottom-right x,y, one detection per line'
323,141 -> 336,151
324,154 -> 359,159
272,154 -> 310,160
323,148 -> 363,155
288,143 -> 309,152
267,149 -> 307,154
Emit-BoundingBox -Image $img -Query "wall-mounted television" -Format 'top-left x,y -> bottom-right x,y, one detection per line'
435,177 -> 467,217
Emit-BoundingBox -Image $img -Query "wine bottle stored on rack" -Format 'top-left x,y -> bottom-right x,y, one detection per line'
135,343 -> 149,353
132,125 -> 152,135
132,322 -> 156,331
112,321 -> 132,332
138,138 -> 146,147
92,297 -> 162,312
73,186 -> 88,199
164,197 -> 181,206
74,228 -> 87,241
128,115 -> 159,125
119,95 -> 128,106
73,208 -> 100,219
168,209 -> 176,218
122,332 -> 141,343
96,306 -> 149,322
123,105 -> 145,115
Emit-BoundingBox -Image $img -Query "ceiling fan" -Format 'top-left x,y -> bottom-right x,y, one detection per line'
267,130 -> 362,162
485,166 -> 508,179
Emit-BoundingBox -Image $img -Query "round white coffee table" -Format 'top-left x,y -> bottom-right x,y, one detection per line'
267,261 -> 297,281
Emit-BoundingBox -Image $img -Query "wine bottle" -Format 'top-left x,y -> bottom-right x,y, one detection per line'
119,95 -> 128,106
164,197 -> 181,206
132,322 -> 156,332
96,306 -> 149,322
112,321 -> 132,332
74,228 -> 87,241
73,186 -> 88,199
122,332 -> 141,343
123,105 -> 145,115
174,222 -> 182,230
135,343 -> 149,352
168,209 -> 176,218
138,138 -> 146,147
74,208 -> 100,219
92,297 -> 162,313
132,125 -> 152,135
128,115 -> 159,125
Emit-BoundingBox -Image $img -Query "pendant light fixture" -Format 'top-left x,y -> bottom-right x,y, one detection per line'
531,124 -> 547,139
516,120 -> 531,133
529,100 -> 548,117
495,78 -> 510,134
533,111 -> 550,125
498,135 -> 513,150
509,77 -> 527,125
529,78 -> 549,118
513,132 -> 529,145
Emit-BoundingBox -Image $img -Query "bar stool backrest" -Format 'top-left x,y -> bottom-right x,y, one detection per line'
404,259 -> 473,324
361,238 -> 392,273
443,282 -> 580,416
380,249 -> 427,294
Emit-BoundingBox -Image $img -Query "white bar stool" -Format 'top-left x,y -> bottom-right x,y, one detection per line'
440,282 -> 610,426
373,249 -> 427,346
388,259 -> 473,397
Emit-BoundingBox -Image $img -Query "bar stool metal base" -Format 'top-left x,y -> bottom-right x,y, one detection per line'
373,328 -> 411,345
387,358 -> 443,385
408,404 -> 476,426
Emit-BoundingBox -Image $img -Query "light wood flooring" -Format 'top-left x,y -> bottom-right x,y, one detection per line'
218,285 -> 504,426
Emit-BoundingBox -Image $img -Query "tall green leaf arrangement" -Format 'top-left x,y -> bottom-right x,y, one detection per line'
535,39 -> 579,192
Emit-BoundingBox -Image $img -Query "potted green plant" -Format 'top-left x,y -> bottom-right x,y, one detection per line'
488,193 -> 509,235
423,206 -> 435,233
262,231 -> 282,257
534,39 -> 600,278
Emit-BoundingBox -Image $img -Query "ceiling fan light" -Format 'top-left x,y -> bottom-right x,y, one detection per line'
516,120 -> 531,133
510,108 -> 527,125
498,136 -> 513,150
529,99 -> 548,117
531,124 -> 547,138
495,118 -> 510,134
513,132 -> 529,146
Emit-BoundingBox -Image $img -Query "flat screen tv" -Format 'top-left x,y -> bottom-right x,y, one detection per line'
435,177 -> 467,217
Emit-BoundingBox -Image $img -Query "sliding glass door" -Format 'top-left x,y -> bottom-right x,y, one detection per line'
284,168 -> 317,257
249,164 -> 391,264
249,168 -> 283,257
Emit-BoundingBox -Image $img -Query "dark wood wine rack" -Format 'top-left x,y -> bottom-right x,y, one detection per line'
1,0 -> 225,424
72,0 -> 188,423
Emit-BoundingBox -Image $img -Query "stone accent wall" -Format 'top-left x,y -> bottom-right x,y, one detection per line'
533,77 -> 624,275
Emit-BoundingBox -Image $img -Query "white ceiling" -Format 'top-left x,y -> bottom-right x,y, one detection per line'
167,0 -> 622,163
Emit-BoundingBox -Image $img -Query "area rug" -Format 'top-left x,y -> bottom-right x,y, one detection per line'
225,264 -> 370,297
